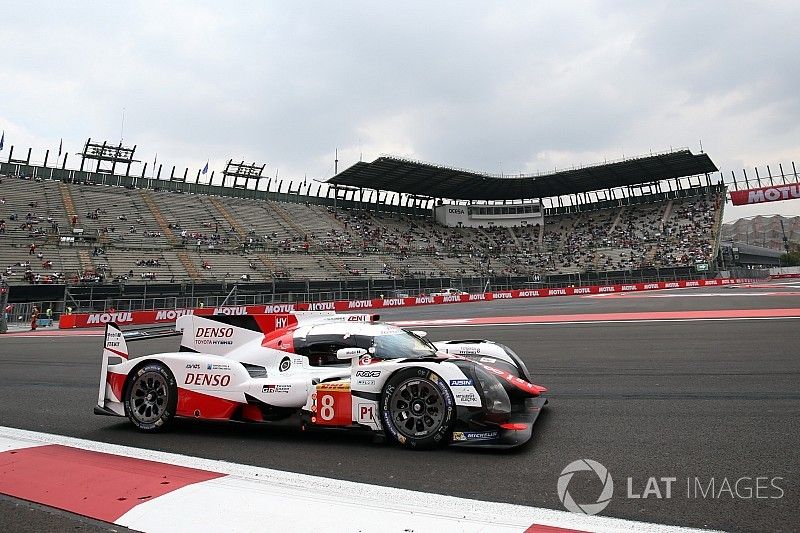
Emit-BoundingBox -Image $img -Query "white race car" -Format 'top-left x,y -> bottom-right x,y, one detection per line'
96,311 -> 547,449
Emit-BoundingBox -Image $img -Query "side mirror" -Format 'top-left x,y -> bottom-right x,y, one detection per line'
336,347 -> 367,360
411,330 -> 428,338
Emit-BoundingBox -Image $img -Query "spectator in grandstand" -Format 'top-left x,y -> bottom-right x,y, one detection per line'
29,243 -> 36,255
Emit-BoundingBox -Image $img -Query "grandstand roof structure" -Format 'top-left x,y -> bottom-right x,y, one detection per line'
327,149 -> 718,200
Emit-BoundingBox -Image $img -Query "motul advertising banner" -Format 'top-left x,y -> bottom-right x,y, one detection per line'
59,278 -> 755,329
729,183 -> 800,205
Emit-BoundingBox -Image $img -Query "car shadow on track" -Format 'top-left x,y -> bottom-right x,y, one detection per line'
89,407 -> 552,456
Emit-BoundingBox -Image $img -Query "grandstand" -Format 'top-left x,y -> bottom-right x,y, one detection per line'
721,215 -> 799,252
1,153 -> 725,288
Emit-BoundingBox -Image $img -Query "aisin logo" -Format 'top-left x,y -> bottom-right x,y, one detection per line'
557,459 -> 613,515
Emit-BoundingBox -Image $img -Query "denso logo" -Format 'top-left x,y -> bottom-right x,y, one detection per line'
415,296 -> 434,304
213,306 -> 246,315
448,208 -> 465,214
518,290 -> 539,297
622,285 -> 638,291
263,303 -> 295,313
599,286 -> 616,293
156,309 -> 193,321
468,294 -> 486,301
443,295 -> 461,302
493,292 -> 513,299
549,288 -> 567,296
644,283 -> 660,290
87,312 -> 133,324
382,298 -> 405,306
347,300 -> 372,309
665,282 -> 680,288
196,327 -> 234,338
309,302 -> 335,311
573,287 -> 591,294
686,281 -> 700,287
185,373 -> 231,387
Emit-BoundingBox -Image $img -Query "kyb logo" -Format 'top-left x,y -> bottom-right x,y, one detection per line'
558,459 -> 614,515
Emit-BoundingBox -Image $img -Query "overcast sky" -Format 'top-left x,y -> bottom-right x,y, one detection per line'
1,1 -> 799,221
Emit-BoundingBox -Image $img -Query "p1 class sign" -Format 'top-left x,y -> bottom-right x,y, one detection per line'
729,183 -> 800,205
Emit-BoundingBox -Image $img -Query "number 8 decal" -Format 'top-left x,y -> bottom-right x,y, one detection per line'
320,393 -> 335,421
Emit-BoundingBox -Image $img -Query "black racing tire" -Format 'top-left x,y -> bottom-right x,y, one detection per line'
380,367 -> 455,450
123,362 -> 177,432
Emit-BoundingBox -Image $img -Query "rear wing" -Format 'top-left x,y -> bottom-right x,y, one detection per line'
174,311 -> 381,355
96,323 -> 129,415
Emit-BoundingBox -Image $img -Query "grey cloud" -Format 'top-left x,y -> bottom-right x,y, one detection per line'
0,0 -> 798,217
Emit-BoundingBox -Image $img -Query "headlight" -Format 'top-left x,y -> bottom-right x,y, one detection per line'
474,365 -> 511,414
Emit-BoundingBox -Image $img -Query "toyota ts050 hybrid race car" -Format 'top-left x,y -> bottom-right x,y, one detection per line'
95,311 -> 547,449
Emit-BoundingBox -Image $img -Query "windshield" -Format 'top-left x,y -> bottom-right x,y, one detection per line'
370,331 -> 437,359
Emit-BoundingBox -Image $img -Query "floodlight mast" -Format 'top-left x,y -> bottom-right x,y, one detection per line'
79,138 -> 139,176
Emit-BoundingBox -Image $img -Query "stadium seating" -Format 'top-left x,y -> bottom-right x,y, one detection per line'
0,175 -> 724,284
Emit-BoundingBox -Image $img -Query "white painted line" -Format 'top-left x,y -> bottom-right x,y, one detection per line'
0,434 -> 46,453
0,426 -> 715,533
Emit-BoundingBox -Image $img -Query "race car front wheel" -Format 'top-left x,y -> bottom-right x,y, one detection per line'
124,362 -> 177,432
381,368 -> 455,450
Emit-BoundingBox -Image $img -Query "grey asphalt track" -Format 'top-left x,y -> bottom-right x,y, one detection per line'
1,284 -> 798,532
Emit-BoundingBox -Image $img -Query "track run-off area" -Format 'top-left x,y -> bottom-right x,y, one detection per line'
0,282 -> 798,532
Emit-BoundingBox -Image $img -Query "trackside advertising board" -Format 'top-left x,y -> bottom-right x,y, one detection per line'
729,183 -> 800,205
58,278 -> 755,329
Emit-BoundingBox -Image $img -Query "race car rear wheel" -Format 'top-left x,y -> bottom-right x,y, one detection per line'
124,362 -> 177,432
381,368 -> 455,450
